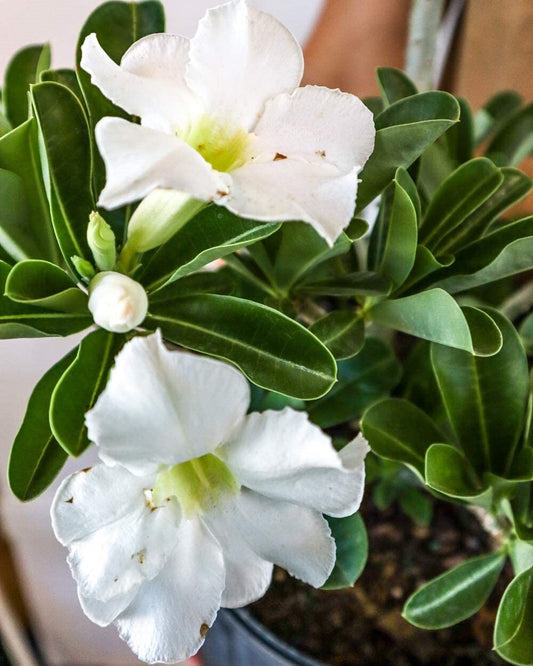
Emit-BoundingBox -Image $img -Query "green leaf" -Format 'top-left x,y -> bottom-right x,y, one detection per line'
404,552 -> 506,629
8,347 -> 76,500
345,218 -> 370,241
309,311 -> 365,360
356,92 -> 460,212
430,309 -> 529,476
487,102 -> 533,167
40,69 -> 84,104
399,246 -> 454,296
458,168 -> 532,247
307,337 -> 401,428
323,513 -> 368,590
475,91 -> 523,144
399,488 -> 433,527
146,294 -> 336,399
31,82 -> 94,273
494,565 -> 533,665
443,97 -> 475,165
6,260 -> 88,312
370,290 -> 502,356
419,158 -> 503,254
76,0 -> 165,193
298,271 -> 391,298
50,329 -> 124,456
273,223 -> 351,292
430,216 -> 533,294
0,261 -> 91,338
520,313 -> 533,356
0,119 -> 57,261
140,205 -> 280,292
0,168 -> 42,261
425,443 -> 485,498
376,67 -> 417,106
375,173 -> 417,288
361,398 -> 444,476
148,269 -> 234,303
4,44 -> 51,127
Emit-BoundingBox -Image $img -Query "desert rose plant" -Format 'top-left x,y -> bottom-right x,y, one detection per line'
1,0 -> 533,664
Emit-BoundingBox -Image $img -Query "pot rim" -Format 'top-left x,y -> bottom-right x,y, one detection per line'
226,607 -> 325,666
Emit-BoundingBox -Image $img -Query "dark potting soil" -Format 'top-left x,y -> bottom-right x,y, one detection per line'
249,497 -> 509,665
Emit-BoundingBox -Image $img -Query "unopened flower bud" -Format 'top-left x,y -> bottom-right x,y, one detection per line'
87,211 -> 116,271
88,272 -> 148,333
71,255 -> 95,280
124,189 -> 205,255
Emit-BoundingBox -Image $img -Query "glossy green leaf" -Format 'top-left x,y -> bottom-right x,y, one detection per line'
474,91 -> 523,144
361,398 -> 444,476
356,92 -> 460,212
31,82 -> 94,273
419,158 -> 503,254
443,97 -> 475,165
345,218 -> 370,241
370,290 -> 502,356
376,67 -> 417,106
404,552 -> 506,629
376,174 -> 417,288
0,168 -> 41,261
323,513 -> 368,590
520,313 -> 533,356
307,338 -> 400,428
487,102 -> 533,167
4,44 -> 50,127
146,294 -> 336,399
399,488 -> 433,527
140,205 -> 280,292
494,565 -> 533,665
298,271 -> 391,298
0,261 -> 91,338
398,246 -> 454,296
40,69 -> 84,104
431,216 -> 533,294
50,329 -> 124,456
0,119 -> 57,261
309,311 -> 365,360
425,443 -> 485,498
6,260 -> 88,312
431,309 -> 529,476
76,0 -> 165,193
273,223 -> 351,291
148,269 -> 234,303
8,347 -> 76,500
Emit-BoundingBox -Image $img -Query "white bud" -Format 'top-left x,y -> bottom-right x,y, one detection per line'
88,272 -> 148,333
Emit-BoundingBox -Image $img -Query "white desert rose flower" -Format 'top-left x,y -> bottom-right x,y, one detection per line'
88,271 -> 148,333
51,331 -> 369,664
80,0 -> 375,246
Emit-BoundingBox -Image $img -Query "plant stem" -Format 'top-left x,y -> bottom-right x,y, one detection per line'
405,0 -> 445,91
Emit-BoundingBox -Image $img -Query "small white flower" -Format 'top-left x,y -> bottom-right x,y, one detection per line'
51,332 -> 368,664
80,0 -> 375,245
88,271 -> 148,333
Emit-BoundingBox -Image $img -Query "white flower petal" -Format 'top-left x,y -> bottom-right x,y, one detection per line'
254,86 -> 375,173
52,465 -> 181,601
51,464 -> 155,546
86,331 -> 250,474
203,507 -> 273,608
79,587 -> 138,627
222,159 -> 360,245
186,0 -> 303,130
95,118 -> 227,210
223,409 -> 369,517
115,517 -> 225,665
225,489 -> 335,588
81,33 -> 189,133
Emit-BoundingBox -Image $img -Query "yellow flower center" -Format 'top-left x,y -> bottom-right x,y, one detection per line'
180,115 -> 252,172
152,452 -> 240,518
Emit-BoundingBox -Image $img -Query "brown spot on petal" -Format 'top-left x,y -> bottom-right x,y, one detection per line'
81,467 -> 92,474
316,150 -> 326,158
200,623 -> 210,638
274,153 -> 287,161
65,497 -> 74,504
131,551 -> 146,564
114,577 -> 118,583
216,189 -> 229,197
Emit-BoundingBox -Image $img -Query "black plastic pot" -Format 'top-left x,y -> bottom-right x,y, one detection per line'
202,608 -> 323,666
